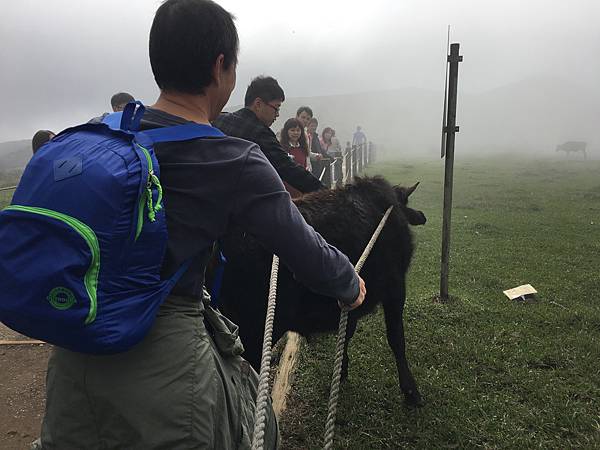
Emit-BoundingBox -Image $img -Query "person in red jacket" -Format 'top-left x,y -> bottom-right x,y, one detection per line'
280,118 -> 308,168
279,117 -> 309,198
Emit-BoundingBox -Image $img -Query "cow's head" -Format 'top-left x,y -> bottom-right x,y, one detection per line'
393,182 -> 427,226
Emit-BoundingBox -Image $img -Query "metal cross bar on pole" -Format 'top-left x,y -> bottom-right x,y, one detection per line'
440,42 -> 463,301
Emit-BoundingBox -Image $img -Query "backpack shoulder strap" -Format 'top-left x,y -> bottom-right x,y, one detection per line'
100,101 -> 144,132
101,102 -> 226,143
140,123 -> 225,143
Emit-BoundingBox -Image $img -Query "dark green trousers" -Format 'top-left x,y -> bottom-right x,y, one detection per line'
40,295 -> 278,449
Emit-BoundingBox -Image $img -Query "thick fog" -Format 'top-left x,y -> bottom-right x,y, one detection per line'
2,0 -> 599,156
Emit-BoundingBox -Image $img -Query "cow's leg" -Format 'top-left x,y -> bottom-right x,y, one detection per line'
240,326 -> 264,371
382,283 -> 423,407
341,316 -> 358,381
242,325 -> 288,372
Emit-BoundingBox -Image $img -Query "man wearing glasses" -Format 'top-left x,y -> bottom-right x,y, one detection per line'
213,76 -> 325,193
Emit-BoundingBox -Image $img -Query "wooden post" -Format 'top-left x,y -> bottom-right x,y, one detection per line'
357,144 -> 363,173
351,145 -> 357,177
440,43 -> 463,301
321,158 -> 333,188
334,157 -> 343,187
368,142 -> 375,164
344,142 -> 351,182
329,158 -> 336,187
361,143 -> 366,168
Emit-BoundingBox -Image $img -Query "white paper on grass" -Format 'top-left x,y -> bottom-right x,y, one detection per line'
503,284 -> 537,300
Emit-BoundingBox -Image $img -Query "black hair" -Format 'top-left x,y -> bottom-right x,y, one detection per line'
110,92 -> 134,109
280,118 -> 308,156
31,130 -> 54,154
296,106 -> 313,117
244,76 -> 285,107
321,127 -> 334,144
149,0 -> 238,95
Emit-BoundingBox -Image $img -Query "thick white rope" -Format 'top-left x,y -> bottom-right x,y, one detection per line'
251,255 -> 280,450
323,205 -> 394,450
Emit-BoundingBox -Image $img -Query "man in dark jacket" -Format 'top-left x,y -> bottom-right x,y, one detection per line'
39,1 -> 364,448
213,76 -> 324,193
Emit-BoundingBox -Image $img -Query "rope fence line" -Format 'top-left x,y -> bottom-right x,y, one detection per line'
312,141 -> 376,189
0,185 -> 17,192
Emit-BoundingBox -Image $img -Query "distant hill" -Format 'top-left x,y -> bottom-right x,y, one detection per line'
226,76 -> 599,158
0,140 -> 31,170
459,76 -> 600,154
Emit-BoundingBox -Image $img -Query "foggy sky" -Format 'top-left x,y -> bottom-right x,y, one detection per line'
2,0 -> 599,143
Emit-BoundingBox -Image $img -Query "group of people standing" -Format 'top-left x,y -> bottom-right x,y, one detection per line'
279,107 -> 342,174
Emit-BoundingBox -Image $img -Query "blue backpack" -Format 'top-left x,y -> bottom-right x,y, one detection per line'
0,103 -> 224,353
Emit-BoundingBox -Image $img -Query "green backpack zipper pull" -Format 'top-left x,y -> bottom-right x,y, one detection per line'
145,171 -> 163,223
135,144 -> 165,241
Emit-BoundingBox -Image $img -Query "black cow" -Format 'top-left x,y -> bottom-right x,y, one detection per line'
208,176 -> 426,406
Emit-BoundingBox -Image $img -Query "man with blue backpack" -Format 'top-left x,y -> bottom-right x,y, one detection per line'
0,0 -> 365,448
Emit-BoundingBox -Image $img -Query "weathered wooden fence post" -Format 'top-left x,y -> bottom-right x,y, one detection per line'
344,142 -> 352,183
368,141 -> 375,164
357,144 -> 363,173
333,157 -> 343,188
440,42 -> 463,301
358,144 -> 367,169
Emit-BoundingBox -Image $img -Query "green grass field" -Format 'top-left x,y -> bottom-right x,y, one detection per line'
0,170 -> 20,208
280,156 -> 600,449
0,189 -> 15,209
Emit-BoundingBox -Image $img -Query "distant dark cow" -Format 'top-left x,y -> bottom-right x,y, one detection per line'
208,176 -> 426,406
556,141 -> 587,159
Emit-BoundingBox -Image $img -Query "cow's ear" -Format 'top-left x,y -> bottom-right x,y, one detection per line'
405,182 -> 420,197
393,185 -> 406,203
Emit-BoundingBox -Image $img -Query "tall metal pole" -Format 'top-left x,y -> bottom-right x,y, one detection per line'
440,43 -> 462,300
